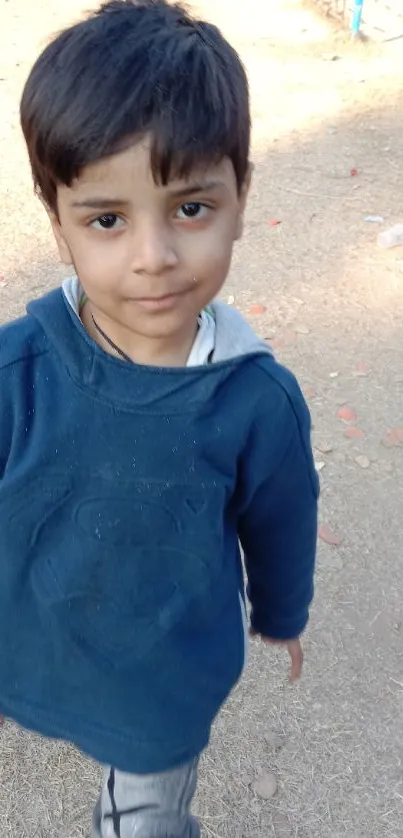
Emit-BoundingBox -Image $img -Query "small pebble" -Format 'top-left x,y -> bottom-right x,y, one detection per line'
355,455 -> 370,469
264,731 -> 284,750
227,295 -> 235,305
329,371 -> 339,378
315,461 -> 325,472
252,772 -> 278,800
315,441 -> 333,455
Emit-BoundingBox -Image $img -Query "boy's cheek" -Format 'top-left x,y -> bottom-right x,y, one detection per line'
234,212 -> 245,241
69,243 -> 122,283
48,216 -> 74,266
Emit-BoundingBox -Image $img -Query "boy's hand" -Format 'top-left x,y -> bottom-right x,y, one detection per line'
249,630 -> 303,682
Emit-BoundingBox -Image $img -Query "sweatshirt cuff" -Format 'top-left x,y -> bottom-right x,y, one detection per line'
250,609 -> 309,641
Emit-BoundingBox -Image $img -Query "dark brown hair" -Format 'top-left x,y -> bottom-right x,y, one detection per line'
20,0 -> 250,212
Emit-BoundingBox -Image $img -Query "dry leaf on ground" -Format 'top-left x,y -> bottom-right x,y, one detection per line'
352,362 -> 371,377
382,428 -> 403,448
344,426 -> 365,439
319,524 -> 342,546
272,330 -> 297,349
337,406 -> 357,423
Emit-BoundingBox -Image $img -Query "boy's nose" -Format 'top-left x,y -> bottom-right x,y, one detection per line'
130,218 -> 178,276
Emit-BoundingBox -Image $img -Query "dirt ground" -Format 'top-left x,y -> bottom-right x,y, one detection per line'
0,0 -> 403,836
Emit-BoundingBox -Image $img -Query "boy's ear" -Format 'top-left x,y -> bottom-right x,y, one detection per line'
41,197 -> 73,265
235,162 -> 253,241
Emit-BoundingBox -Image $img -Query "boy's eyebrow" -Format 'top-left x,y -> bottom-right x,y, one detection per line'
70,198 -> 131,209
70,181 -> 226,209
168,180 -> 227,197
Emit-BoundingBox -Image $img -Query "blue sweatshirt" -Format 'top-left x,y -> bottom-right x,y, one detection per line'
0,288 -> 318,772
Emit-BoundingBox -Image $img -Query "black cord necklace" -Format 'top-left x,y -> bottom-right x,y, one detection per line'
91,314 -> 134,364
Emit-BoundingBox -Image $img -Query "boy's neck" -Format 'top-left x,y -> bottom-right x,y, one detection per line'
80,301 -> 198,368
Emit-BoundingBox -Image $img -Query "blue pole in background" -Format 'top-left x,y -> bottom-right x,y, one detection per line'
351,0 -> 364,36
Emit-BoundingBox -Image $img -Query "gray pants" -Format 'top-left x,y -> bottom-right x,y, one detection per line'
92,758 -> 200,838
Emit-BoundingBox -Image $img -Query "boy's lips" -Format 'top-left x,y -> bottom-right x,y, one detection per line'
133,288 -> 191,312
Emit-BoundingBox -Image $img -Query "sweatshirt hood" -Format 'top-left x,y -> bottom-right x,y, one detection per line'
60,275 -> 271,364
210,300 -> 271,362
26,287 -> 272,408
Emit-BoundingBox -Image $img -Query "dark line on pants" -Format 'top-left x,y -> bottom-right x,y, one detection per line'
104,803 -> 159,819
107,768 -> 121,838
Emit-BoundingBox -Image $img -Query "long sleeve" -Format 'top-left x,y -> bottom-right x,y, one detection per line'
0,369 -> 13,481
237,361 -> 319,640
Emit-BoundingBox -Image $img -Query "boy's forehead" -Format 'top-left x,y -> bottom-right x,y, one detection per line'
66,140 -> 236,197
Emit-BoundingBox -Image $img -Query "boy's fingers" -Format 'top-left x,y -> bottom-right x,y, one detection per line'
249,630 -> 303,680
287,639 -> 303,681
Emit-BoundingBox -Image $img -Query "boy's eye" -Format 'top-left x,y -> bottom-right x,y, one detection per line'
176,202 -> 208,220
91,214 -> 124,230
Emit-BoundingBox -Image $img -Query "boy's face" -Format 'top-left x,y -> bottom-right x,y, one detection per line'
51,138 -> 250,348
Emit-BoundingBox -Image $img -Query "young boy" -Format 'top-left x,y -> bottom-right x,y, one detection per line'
0,1 -> 318,835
